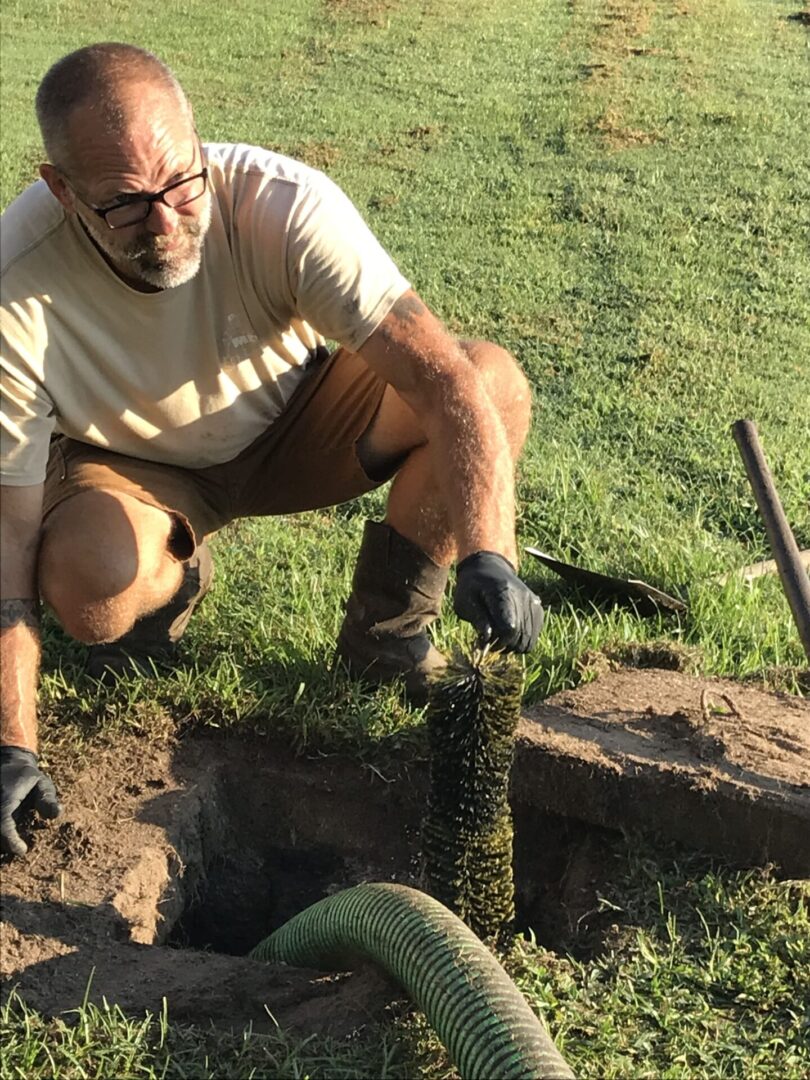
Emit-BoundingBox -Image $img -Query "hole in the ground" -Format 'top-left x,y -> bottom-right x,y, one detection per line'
169,844 -> 346,956
164,743 -> 622,959
513,805 -> 625,959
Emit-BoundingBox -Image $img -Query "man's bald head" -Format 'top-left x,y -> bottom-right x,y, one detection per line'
35,43 -> 192,170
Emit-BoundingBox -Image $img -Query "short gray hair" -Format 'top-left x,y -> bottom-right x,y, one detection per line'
35,43 -> 191,170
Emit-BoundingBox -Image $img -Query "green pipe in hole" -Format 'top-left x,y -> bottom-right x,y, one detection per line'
250,882 -> 574,1080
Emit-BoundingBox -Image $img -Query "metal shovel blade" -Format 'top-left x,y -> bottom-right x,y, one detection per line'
525,547 -> 687,614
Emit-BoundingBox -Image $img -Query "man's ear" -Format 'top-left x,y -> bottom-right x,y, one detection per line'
39,164 -> 76,214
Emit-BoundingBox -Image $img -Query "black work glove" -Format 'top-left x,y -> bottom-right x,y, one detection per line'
1,745 -> 61,856
453,551 -> 544,653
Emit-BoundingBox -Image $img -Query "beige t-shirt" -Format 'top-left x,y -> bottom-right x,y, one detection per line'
0,142 -> 410,485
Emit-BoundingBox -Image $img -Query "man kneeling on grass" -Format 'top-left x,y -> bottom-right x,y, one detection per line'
0,43 -> 543,856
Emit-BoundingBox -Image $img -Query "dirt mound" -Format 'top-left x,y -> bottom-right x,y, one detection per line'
519,668 -> 809,877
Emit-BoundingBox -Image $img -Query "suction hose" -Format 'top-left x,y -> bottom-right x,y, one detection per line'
250,881 -> 574,1079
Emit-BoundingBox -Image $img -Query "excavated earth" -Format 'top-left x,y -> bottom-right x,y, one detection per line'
1,667 -> 807,1037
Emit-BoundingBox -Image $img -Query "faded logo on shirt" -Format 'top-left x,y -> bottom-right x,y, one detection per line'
220,312 -> 261,365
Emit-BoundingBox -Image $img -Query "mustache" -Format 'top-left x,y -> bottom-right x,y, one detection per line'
124,218 -> 205,260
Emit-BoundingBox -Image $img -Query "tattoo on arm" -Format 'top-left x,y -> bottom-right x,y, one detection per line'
390,293 -> 428,326
378,292 -> 432,348
0,599 -> 40,630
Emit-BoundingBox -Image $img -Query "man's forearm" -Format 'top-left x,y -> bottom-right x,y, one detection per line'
407,339 -> 518,565
0,599 -> 41,752
364,293 -> 519,565
434,362 -> 516,565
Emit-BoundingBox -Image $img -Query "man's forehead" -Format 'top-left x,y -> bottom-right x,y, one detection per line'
65,92 -> 195,193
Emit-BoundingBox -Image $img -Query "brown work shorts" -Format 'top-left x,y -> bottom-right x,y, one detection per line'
43,348 -> 389,560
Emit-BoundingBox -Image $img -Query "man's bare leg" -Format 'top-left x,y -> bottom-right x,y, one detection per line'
38,491 -> 183,645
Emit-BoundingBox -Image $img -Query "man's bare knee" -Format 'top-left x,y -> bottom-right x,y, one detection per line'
459,339 -> 532,448
39,491 -> 181,643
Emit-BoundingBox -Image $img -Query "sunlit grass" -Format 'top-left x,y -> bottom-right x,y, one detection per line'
2,0 -> 808,1077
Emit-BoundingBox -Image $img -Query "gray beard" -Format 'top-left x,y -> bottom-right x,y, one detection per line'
83,195 -> 212,290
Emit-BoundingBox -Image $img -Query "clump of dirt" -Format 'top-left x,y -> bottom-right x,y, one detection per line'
578,639 -> 703,679
521,668 -> 810,877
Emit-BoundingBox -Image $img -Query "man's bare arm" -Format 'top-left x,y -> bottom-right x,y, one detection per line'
1,483 -> 44,752
358,291 -> 517,565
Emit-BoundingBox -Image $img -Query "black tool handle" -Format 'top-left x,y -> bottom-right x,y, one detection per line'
732,419 -> 810,664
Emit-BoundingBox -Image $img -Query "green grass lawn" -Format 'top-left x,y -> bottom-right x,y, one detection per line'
1,0 -> 809,1076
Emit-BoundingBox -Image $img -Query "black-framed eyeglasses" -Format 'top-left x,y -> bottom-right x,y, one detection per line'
83,168 -> 209,230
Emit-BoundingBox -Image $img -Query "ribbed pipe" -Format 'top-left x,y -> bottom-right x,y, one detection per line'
250,882 -> 574,1079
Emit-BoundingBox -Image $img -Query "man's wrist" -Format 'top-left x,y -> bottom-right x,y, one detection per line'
1,597 -> 42,754
457,550 -> 517,574
0,598 -> 40,630
0,725 -> 38,754
0,745 -> 38,764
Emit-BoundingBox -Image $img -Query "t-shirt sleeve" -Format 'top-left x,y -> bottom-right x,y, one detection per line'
0,298 -> 56,486
284,173 -> 410,351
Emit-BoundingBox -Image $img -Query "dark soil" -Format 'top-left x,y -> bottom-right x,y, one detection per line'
2,667 -> 807,1038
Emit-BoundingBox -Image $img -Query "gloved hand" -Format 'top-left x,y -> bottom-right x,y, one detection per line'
453,551 -> 544,653
1,745 -> 61,856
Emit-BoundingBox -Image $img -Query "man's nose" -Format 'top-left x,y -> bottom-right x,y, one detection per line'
145,199 -> 179,235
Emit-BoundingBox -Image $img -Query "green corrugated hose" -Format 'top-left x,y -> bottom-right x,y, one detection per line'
249,881 -> 574,1079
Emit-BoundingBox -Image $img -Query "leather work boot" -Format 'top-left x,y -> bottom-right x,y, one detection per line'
86,543 -> 214,681
335,520 -> 449,704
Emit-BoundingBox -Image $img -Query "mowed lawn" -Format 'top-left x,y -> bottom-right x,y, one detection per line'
1,1 -> 809,1077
